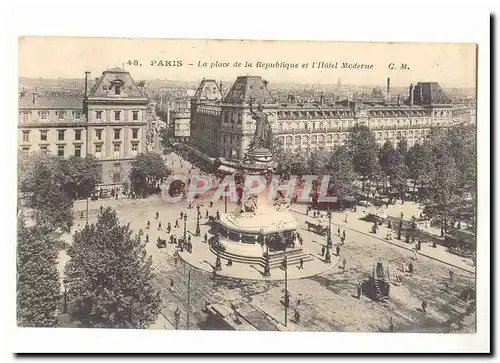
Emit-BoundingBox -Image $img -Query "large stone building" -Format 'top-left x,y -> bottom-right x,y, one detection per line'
18,67 -> 148,187
189,76 -> 459,172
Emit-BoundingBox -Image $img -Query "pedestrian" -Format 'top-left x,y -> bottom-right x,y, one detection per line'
216,210 -> 220,220
206,210 -> 209,218
155,211 -> 159,220
401,260 -> 406,273
158,221 -> 162,230
209,201 -> 213,208
147,220 -> 150,229
389,318 -> 395,332
408,262 -> 414,273
342,230 -> 346,240
344,213 -> 348,223
167,222 -> 171,233
306,206 -> 310,216
421,300 -> 427,313
341,236 -> 345,245
321,246 -> 326,257
449,270 -> 454,282
175,219 -> 179,228
294,309 -> 300,324
188,235 -> 191,244
357,282 -> 362,299
337,227 -> 341,236
204,232 -> 208,243
298,258 -> 304,270
412,249 -> 418,260
444,281 -> 449,293
336,244 -> 340,256
400,211 -> 404,219
342,258 -> 347,270
145,234 -> 149,244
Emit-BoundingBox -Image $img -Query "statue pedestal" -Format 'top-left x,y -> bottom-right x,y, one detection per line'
240,147 -> 277,175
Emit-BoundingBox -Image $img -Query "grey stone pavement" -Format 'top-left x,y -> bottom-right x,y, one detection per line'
59,152 -> 476,332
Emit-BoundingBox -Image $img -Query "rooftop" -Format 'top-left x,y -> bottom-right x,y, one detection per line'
19,93 -> 83,110
87,67 -> 146,99
223,76 -> 276,105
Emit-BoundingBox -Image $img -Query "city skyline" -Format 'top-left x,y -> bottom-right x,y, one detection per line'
19,37 -> 477,88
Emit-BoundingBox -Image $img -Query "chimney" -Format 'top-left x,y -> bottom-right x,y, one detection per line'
387,77 -> 390,93
397,95 -> 401,105
219,80 -> 223,97
32,87 -> 38,104
409,84 -> 414,106
84,71 -> 90,97
320,92 -> 324,106
263,79 -> 269,88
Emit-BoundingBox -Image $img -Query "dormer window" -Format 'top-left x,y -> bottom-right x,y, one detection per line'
110,79 -> 125,95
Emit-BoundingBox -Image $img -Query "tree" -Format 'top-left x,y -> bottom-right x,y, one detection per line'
64,207 -> 161,328
379,140 -> 395,193
388,139 -> 409,201
17,216 -> 61,327
18,154 -> 74,233
306,149 -> 330,176
130,152 -> 171,196
347,124 -> 381,203
326,145 -> 356,203
405,141 -> 433,199
58,156 -> 102,201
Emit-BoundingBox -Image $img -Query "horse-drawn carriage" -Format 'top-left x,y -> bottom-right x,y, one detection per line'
156,238 -> 167,249
266,233 -> 295,252
305,220 -> 329,236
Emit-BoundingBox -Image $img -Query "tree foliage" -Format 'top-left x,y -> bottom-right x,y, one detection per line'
64,207 -> 161,328
130,152 -> 171,196
326,145 -> 356,198
17,216 -> 61,327
347,124 -> 381,180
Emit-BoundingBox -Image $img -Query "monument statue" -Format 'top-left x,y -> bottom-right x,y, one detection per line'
248,98 -> 272,150
240,194 -> 258,214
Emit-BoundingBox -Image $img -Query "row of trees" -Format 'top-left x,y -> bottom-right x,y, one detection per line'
17,152 -> 167,327
271,124 -> 476,231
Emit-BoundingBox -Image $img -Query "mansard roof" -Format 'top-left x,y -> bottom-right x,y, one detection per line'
193,79 -> 222,102
87,67 -> 146,99
223,76 -> 276,105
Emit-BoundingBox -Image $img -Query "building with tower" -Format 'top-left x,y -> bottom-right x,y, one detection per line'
188,76 -> 460,173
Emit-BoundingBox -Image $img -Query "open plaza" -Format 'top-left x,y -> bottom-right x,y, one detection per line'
57,151 -> 475,332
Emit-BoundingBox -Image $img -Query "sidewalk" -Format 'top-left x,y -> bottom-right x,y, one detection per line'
290,205 -> 475,275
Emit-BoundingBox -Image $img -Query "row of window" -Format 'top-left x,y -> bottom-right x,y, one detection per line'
94,110 -> 140,121
21,142 -> 139,159
21,128 -> 140,142
277,130 -> 430,145
20,110 -> 141,122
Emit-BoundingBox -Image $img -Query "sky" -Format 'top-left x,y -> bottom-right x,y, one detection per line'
18,37 -> 477,88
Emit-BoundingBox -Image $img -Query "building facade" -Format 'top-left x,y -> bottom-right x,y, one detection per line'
190,77 -> 459,170
18,67 -> 148,187
84,67 -> 149,186
170,99 -> 191,143
18,91 -> 86,159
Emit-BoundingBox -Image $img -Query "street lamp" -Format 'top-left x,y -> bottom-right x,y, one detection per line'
327,207 -> 333,249
279,232 -> 289,327
195,204 -> 201,236
183,214 -> 188,243
62,278 -> 68,314
224,184 -> 229,214
215,233 -> 222,271
260,229 -> 270,277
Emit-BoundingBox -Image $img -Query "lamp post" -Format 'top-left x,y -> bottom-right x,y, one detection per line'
183,214 -> 188,243
224,184 -> 229,214
260,229 -> 270,277
62,278 -> 68,314
327,207 -> 333,249
195,204 -> 201,236
279,232 -> 289,327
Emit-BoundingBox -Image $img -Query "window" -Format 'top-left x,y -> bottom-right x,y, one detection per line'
114,129 -> 121,140
57,111 -> 66,120
96,111 -> 103,120
74,129 -> 82,141
131,143 -> 138,155
57,145 -> 64,157
58,130 -> 65,141
114,144 -> 120,157
114,83 -> 122,95
74,145 -> 81,157
95,129 -> 102,140
21,147 -> 29,158
95,144 -> 102,157
40,130 -> 47,141
132,128 -> 139,139
40,112 -> 48,120
73,111 -> 81,119
22,112 -> 29,122
132,111 -> 139,121
40,146 -> 48,155
114,111 -> 121,121
22,131 -> 29,142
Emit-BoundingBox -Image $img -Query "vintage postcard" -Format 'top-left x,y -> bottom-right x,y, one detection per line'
16,36 -> 482,350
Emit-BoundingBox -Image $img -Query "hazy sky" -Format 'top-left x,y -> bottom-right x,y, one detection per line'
19,37 -> 477,88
